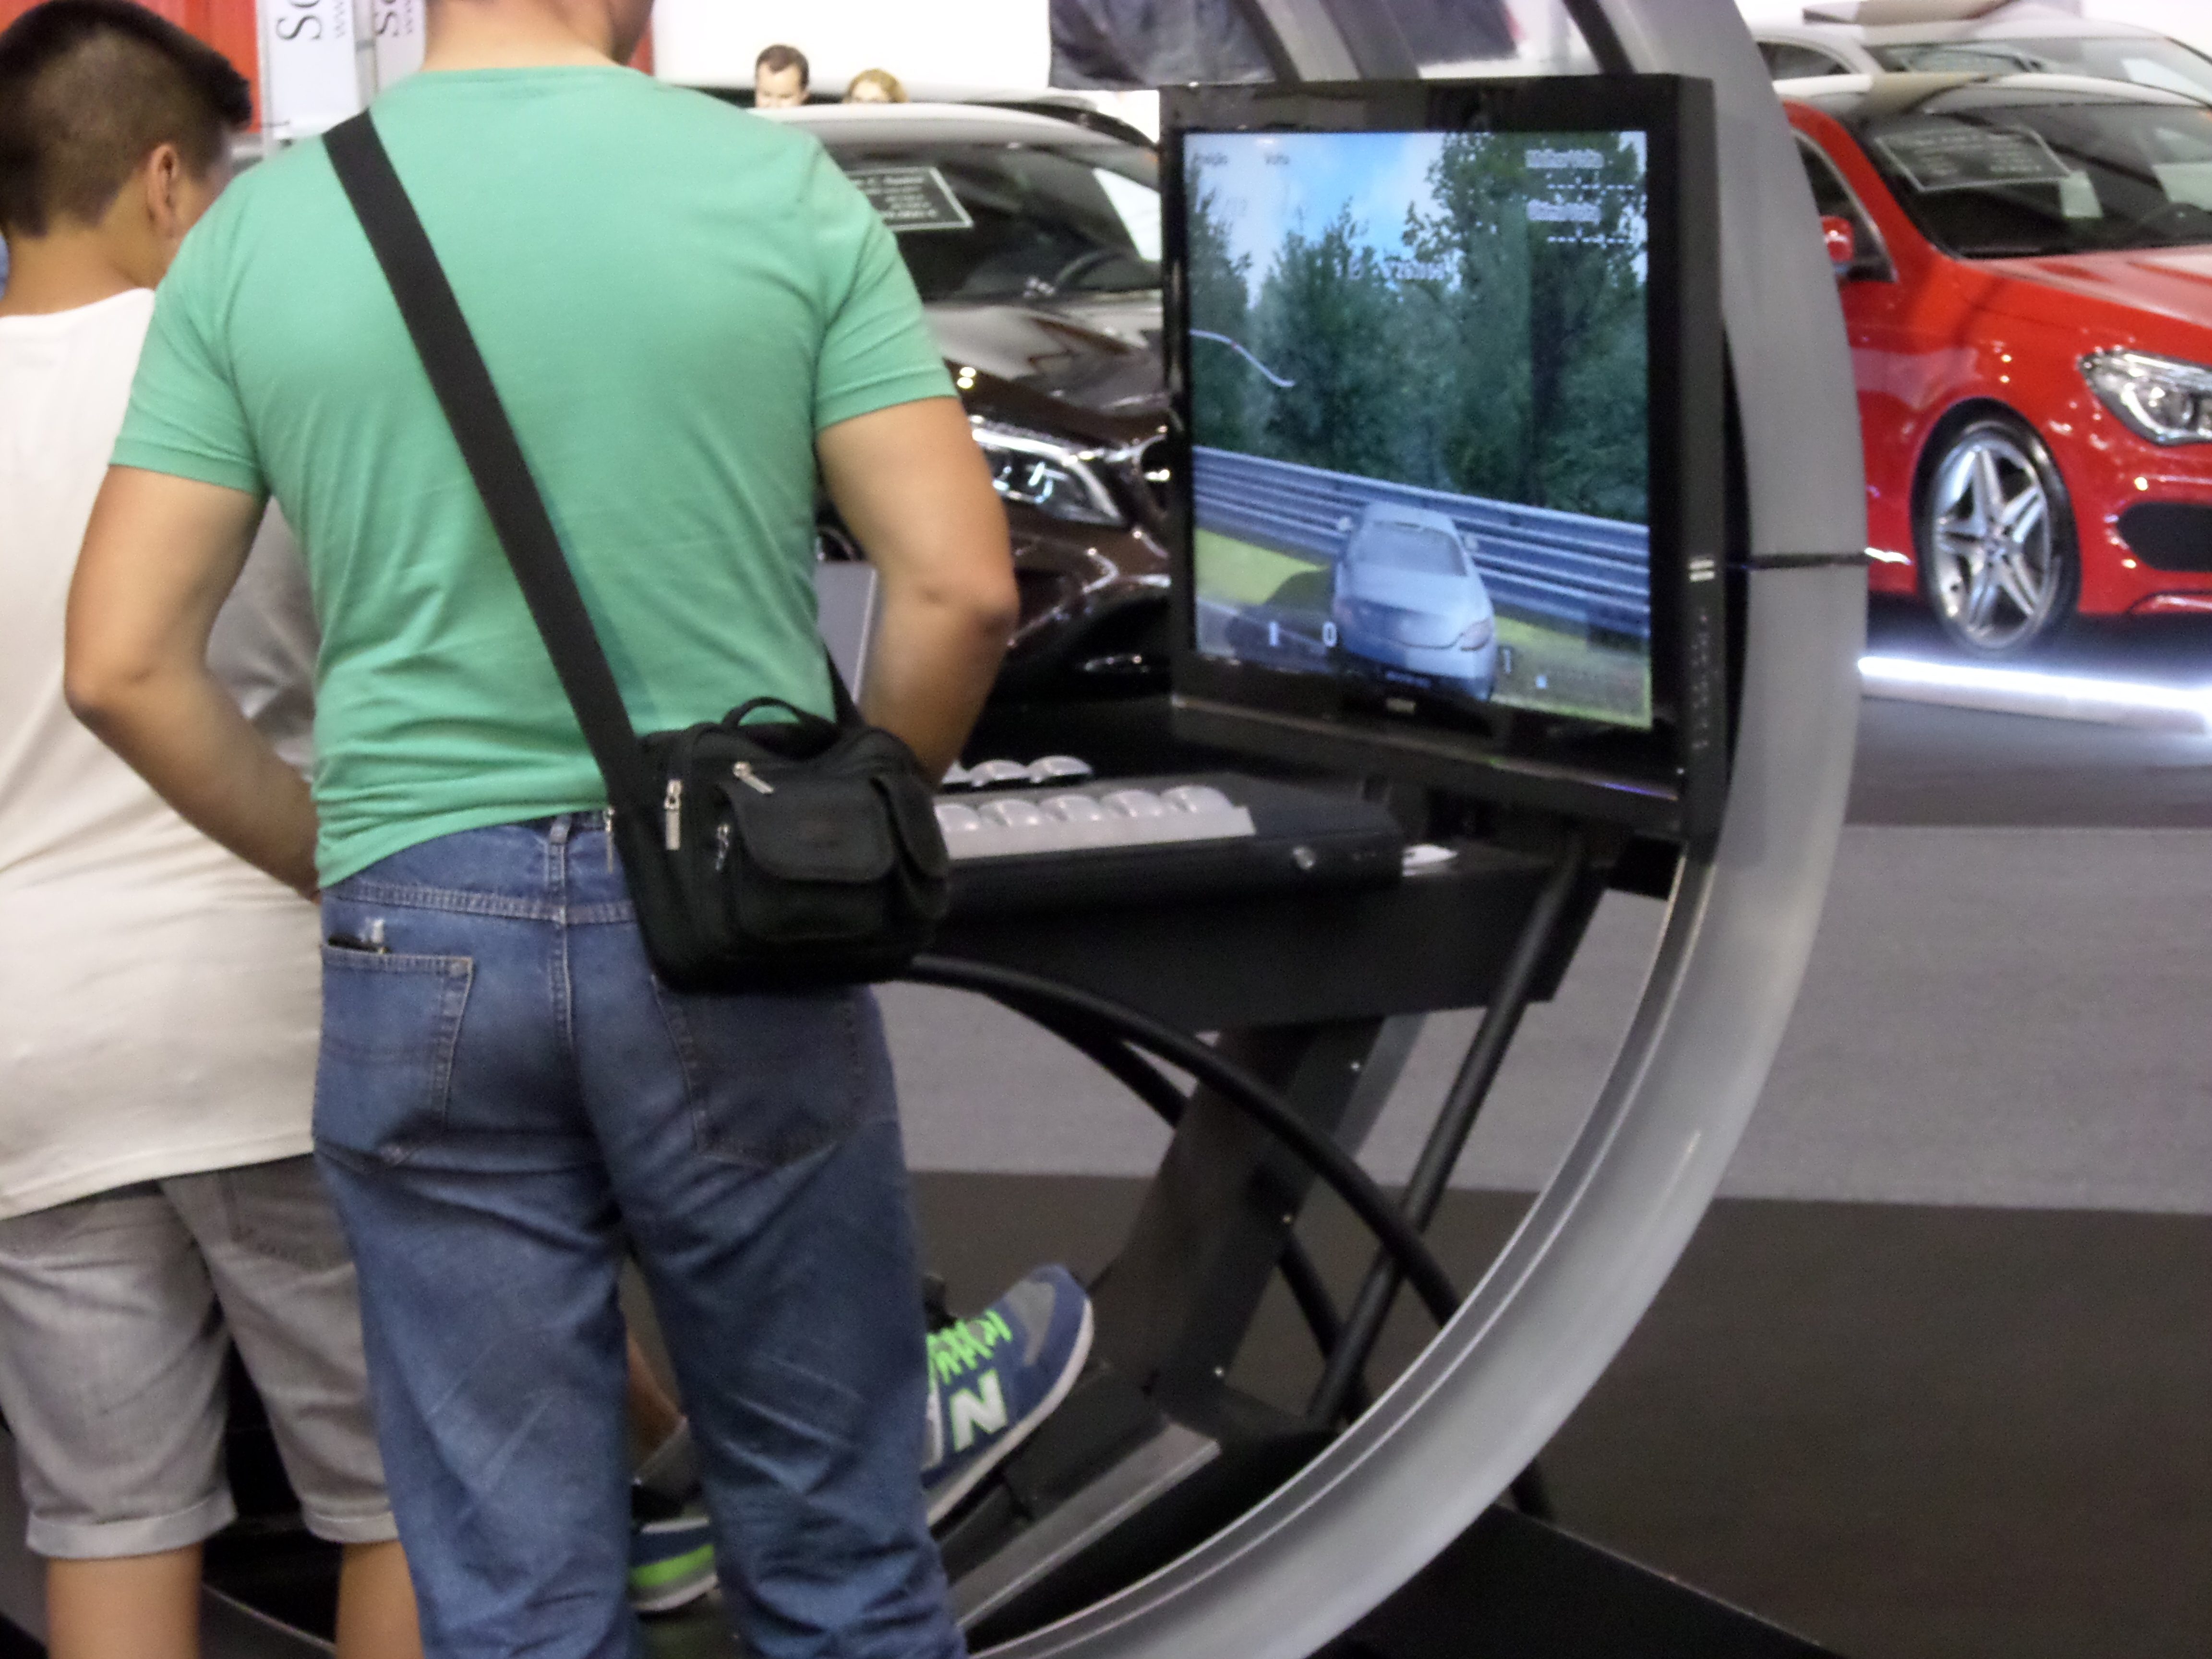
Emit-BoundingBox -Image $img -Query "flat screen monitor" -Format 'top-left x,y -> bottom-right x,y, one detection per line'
1163,77 -> 1726,843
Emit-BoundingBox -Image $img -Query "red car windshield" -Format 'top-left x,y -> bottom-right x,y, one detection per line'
1861,97 -> 2212,258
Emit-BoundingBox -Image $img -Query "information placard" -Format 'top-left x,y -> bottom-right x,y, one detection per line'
1875,124 -> 2072,194
845,166 -> 974,233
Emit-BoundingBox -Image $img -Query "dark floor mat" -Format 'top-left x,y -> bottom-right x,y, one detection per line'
908,1175 -> 2212,1659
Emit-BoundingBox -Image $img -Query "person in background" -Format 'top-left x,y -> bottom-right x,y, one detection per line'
844,67 -> 907,104
754,41 -> 808,108
61,0 -> 1050,1652
0,5 -> 421,1656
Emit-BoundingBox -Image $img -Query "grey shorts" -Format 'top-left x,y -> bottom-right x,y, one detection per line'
0,1157 -> 396,1559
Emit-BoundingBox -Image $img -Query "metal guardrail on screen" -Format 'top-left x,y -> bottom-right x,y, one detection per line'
1190,445 -> 1652,640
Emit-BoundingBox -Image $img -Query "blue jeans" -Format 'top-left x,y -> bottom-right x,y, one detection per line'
313,815 -> 963,1659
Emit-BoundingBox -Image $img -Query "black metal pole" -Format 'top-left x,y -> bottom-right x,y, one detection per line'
1306,835 -> 1589,1426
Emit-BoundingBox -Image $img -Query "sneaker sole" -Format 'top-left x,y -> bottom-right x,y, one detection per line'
631,1565 -> 718,1616
926,1296 -> 1095,1526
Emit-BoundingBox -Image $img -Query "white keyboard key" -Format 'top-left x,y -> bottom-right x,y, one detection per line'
1102,790 -> 1167,819
934,803 -> 985,835
982,798 -> 1047,829
1028,755 -> 1094,783
967,759 -> 1034,788
1162,784 -> 1235,816
1045,793 -> 1107,823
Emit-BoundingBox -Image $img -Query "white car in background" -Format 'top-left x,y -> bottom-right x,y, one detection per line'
1756,1 -> 2212,101
1328,503 -> 1497,699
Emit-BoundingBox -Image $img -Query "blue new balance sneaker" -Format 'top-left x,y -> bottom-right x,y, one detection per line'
629,1510 -> 716,1615
923,1265 -> 1094,1524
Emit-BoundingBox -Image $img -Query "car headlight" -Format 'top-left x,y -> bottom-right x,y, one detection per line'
971,419 -> 1125,526
2081,349 -> 2212,446
1457,617 -> 1494,651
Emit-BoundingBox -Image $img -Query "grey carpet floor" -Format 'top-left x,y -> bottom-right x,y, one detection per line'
886,822 -> 2212,1214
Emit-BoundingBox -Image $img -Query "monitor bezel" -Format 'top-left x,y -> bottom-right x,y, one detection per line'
1162,76 -> 1727,845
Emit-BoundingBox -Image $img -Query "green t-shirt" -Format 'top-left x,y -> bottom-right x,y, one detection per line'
115,67 -> 954,885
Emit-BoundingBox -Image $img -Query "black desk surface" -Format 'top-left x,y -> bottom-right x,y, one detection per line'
934,841 -> 1593,1031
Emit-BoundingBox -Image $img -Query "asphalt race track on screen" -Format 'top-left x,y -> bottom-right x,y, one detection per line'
1190,445 -> 1652,723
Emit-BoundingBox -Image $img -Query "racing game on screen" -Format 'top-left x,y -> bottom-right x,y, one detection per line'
1184,129 -> 1654,728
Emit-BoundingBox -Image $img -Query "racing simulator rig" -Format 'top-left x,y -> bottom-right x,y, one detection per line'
0,1 -> 1868,1655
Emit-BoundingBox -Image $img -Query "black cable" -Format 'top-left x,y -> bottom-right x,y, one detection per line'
903,955 -> 1463,1326
1308,835 -> 1589,1426
988,988 -> 1361,1400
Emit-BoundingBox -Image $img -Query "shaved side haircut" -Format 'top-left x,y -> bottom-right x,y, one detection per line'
0,0 -> 252,238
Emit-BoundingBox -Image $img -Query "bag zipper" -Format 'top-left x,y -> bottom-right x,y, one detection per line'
733,762 -> 776,795
664,780 -> 684,850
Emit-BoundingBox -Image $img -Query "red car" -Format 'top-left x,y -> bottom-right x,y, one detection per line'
1784,72 -> 2212,656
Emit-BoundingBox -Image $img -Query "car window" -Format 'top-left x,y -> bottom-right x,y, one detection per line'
1870,36 -> 2212,103
1357,525 -> 1467,577
820,138 -> 1161,304
1797,136 -> 1862,221
1863,98 -> 2212,258
1763,41 -> 1854,81
1794,134 -> 1887,265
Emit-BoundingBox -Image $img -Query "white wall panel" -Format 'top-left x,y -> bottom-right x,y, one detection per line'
653,0 -> 1051,93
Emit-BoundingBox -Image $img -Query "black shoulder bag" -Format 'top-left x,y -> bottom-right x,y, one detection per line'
324,113 -> 950,993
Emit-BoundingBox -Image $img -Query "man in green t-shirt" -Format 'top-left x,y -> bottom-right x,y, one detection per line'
65,0 -> 1017,1652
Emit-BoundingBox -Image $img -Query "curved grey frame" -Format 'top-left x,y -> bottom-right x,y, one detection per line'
987,2 -> 1867,1654
0,6 -> 1862,1654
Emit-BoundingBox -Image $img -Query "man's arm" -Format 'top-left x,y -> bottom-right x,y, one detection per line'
65,467 -> 319,897
817,398 -> 1018,779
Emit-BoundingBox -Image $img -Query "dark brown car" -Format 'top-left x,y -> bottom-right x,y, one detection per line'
765,103 -> 1173,697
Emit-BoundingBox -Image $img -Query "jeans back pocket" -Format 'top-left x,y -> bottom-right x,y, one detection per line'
652,984 -> 891,1171
315,947 -> 473,1166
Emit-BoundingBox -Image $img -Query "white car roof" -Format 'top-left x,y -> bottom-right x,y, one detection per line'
753,101 -> 1132,153
1770,5 -> 2162,47
1778,69 -> 2205,110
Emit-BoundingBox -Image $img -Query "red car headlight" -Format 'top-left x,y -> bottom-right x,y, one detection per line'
2081,349 -> 2212,447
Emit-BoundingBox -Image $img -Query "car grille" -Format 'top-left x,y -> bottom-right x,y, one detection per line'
1352,601 -> 1456,649
2119,503 -> 2212,573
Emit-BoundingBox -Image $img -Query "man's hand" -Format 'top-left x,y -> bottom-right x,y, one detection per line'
66,468 -> 320,898
817,398 -> 1017,779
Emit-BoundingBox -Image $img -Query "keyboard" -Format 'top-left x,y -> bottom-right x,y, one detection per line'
937,781 -> 1255,861
937,766 -> 1405,916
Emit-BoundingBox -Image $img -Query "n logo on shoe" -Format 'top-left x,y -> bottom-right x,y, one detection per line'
949,1370 -> 1009,1453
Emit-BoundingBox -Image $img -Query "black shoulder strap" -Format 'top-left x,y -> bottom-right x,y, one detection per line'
323,112 -> 662,817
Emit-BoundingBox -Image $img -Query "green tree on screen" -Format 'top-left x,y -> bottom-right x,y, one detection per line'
1251,207 -> 1399,480
1427,132 -> 1649,520
1186,183 -> 1255,452
1200,132 -> 1648,523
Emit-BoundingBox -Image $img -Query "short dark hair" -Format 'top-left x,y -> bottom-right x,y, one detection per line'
0,0 -> 252,237
755,43 -> 809,87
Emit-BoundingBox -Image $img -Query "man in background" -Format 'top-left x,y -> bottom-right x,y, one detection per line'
66,0 -> 1028,1655
0,4 -> 419,1655
754,40 -> 809,107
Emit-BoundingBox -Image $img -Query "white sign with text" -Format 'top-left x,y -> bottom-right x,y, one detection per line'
369,0 -> 426,91
259,0 -> 367,141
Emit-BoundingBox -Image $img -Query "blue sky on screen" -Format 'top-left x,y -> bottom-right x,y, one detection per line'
1187,130 -> 1650,303
1189,132 -> 1448,306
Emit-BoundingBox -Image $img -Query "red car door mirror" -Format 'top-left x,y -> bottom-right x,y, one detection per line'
1820,214 -> 1858,274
